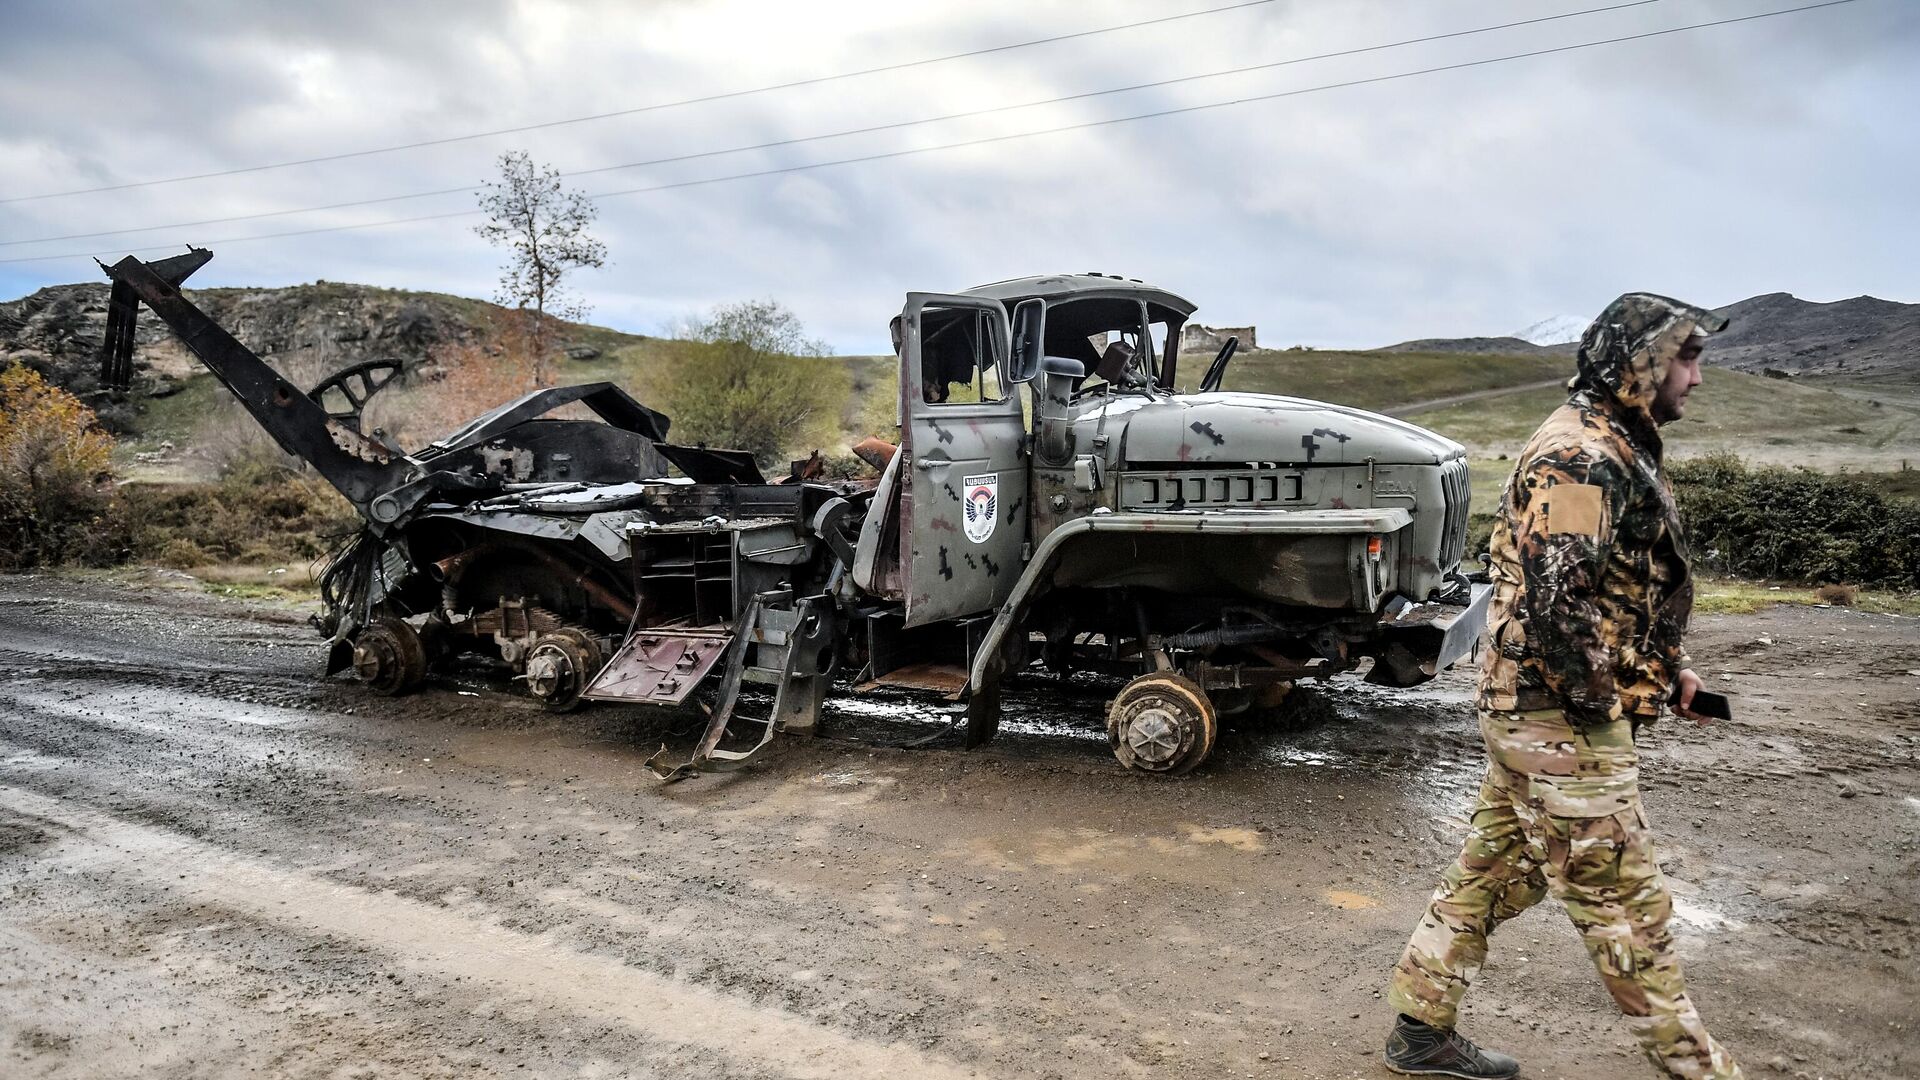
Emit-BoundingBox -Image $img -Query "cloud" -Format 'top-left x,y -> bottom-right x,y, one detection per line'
2,0 -> 1910,353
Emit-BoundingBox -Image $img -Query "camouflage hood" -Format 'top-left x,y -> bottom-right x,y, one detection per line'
1570,293 -> 1728,427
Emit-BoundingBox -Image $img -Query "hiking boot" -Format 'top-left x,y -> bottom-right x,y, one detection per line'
1384,1015 -> 1520,1079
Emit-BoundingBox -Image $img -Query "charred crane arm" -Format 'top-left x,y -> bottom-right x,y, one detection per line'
97,250 -> 423,526
309,358 -> 403,436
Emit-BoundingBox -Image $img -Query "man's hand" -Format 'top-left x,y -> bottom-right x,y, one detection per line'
1673,668 -> 1714,725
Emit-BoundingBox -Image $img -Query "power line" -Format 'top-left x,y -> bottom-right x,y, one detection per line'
0,0 -> 1858,267
2,0 -> 1672,248
0,0 -> 1280,205
6,182 -> 481,246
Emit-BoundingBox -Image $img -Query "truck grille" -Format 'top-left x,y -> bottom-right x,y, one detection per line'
1438,457 -> 1470,565
1120,470 -> 1304,510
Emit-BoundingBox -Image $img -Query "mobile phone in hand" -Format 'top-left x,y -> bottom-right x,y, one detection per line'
1673,685 -> 1733,721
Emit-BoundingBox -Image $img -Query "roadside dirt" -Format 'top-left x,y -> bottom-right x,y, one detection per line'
1383,378 -> 1565,418
1,572 -> 1914,1079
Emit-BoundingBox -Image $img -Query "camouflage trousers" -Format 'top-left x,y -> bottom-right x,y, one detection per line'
1387,709 -> 1742,1079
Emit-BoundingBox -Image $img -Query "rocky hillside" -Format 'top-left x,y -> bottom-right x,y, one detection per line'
1705,293 -> 1918,381
1381,292 -> 1918,382
0,280 -> 643,431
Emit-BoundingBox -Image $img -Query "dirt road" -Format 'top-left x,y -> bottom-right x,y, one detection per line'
1384,379 -> 1566,418
1,573 -> 1914,1079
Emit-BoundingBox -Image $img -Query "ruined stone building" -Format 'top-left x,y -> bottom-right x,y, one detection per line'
1179,323 -> 1256,354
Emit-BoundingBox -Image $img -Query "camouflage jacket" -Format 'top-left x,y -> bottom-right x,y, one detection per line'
1479,294 -> 1728,729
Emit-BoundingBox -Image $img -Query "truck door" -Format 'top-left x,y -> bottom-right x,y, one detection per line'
900,293 -> 1027,628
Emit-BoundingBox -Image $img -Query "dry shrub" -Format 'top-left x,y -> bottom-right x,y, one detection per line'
1815,583 -> 1857,606
186,351 -> 332,478
370,309 -> 554,450
123,460 -> 358,569
191,408 -> 305,477
0,366 -> 123,567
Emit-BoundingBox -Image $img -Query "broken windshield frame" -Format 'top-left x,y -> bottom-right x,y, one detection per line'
1043,297 -> 1162,402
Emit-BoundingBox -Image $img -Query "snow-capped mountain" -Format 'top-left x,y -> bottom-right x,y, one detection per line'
1509,315 -> 1587,346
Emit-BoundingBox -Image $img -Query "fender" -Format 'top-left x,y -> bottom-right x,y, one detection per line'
965,506 -> 1416,707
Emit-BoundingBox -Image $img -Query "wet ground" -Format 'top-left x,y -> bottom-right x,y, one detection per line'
0,571 -> 1914,1079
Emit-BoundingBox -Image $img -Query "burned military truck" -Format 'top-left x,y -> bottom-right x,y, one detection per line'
98,250 -> 1487,775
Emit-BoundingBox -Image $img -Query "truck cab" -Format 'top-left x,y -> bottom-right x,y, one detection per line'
854,274 -> 1489,772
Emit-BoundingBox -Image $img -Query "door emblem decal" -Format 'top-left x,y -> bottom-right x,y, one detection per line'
962,473 -> 998,544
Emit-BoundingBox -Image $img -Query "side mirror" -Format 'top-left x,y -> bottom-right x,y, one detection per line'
1008,298 -> 1045,384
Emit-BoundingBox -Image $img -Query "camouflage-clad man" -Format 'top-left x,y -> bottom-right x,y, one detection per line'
1381,294 -> 1743,1079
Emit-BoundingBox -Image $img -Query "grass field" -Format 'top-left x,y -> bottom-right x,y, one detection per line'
815,347 -> 1920,479
1212,348 -> 1567,413
119,341 -> 1919,497
1403,365 -> 1920,473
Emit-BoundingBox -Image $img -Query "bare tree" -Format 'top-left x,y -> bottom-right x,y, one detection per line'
474,150 -> 606,385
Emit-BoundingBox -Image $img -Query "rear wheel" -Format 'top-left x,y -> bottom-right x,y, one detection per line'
351,616 -> 427,696
1107,672 -> 1216,775
523,628 -> 606,713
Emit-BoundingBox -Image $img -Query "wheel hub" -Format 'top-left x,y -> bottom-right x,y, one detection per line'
348,617 -> 426,696
520,629 -> 602,713
1123,707 -> 1184,764
524,646 -> 571,699
351,636 -> 394,682
1106,672 -> 1217,776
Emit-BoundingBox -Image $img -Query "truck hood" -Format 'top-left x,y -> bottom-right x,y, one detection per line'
1113,392 -> 1463,466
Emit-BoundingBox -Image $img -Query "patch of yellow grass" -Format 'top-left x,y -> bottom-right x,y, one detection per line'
1693,576 -> 1920,617
187,562 -> 320,596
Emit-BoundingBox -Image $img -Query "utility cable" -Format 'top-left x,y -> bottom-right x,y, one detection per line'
0,0 -> 1859,267
0,0 -> 1280,205
2,0 -> 1673,248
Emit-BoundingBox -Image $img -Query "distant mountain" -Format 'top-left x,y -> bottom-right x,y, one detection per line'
1381,293 -> 1916,384
1510,315 -> 1587,347
1706,293 -> 1917,381
1378,335 -> 1574,356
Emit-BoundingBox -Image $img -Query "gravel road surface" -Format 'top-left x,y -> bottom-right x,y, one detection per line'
1,573 -> 1914,1079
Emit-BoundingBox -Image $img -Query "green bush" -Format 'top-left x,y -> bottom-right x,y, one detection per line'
646,300 -> 849,468
1671,453 -> 1920,588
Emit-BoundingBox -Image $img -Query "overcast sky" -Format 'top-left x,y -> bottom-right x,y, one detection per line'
1,0 -> 1912,352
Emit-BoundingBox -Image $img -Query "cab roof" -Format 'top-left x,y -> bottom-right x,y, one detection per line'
960,273 -> 1197,319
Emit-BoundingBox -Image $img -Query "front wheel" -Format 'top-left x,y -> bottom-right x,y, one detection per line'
1106,672 -> 1216,775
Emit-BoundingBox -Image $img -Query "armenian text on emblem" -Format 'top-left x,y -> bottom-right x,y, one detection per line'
961,473 -> 998,544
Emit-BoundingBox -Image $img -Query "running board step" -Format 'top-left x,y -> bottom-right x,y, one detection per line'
645,591 -> 833,781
